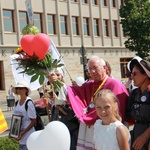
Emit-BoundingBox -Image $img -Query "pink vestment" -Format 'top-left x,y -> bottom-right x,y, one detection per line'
67,77 -> 129,125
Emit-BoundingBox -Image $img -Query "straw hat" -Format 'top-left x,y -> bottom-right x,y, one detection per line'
12,81 -> 31,95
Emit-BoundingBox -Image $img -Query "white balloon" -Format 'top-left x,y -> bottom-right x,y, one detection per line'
75,76 -> 85,86
27,130 -> 42,150
27,121 -> 70,150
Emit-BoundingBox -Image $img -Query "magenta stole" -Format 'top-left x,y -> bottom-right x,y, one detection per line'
67,77 -> 129,125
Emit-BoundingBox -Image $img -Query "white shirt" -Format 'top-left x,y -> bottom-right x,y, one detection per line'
93,120 -> 130,150
14,97 -> 36,145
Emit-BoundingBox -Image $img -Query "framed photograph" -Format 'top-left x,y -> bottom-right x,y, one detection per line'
9,115 -> 22,138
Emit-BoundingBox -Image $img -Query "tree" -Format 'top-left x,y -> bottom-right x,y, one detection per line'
119,0 -> 150,59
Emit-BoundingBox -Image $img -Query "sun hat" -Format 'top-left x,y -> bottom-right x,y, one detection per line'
128,56 -> 150,78
55,67 -> 65,77
12,81 -> 31,95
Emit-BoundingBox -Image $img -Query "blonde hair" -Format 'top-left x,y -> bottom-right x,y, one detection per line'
94,89 -> 122,121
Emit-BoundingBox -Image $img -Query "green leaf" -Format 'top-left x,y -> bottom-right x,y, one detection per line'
39,75 -> 45,85
30,74 -> 39,83
119,0 -> 150,58
26,69 -> 35,75
56,64 -> 64,67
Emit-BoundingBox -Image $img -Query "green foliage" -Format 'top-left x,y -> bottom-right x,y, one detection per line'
19,24 -> 64,90
119,0 -> 150,58
0,136 -> 18,150
15,51 -> 64,88
22,24 -> 40,35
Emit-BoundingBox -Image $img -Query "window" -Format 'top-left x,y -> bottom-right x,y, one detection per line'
83,18 -> 89,36
72,17 -> 79,35
3,10 -> 14,32
102,0 -> 108,6
19,12 -> 28,32
120,58 -> 132,78
92,0 -> 98,5
122,29 -> 126,37
112,20 -> 118,37
82,0 -> 88,4
70,0 -> 77,2
34,13 -> 43,33
0,61 -> 5,90
60,16 -> 68,35
103,19 -> 109,36
93,19 -> 100,36
47,14 -> 56,34
111,0 -> 116,7
120,0 -> 124,5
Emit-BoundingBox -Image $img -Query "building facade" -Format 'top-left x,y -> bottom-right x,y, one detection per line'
0,0 -> 135,98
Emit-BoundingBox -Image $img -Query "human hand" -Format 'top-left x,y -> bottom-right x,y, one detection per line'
16,132 -> 23,141
132,134 -> 148,150
71,80 -> 77,86
43,97 -> 48,105
8,133 -> 11,139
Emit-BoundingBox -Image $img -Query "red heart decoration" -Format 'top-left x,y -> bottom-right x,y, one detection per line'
20,33 -> 50,60
20,35 -> 34,56
31,33 -> 50,60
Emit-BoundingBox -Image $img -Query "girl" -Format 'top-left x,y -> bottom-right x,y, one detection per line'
10,81 -> 36,150
93,89 -> 130,150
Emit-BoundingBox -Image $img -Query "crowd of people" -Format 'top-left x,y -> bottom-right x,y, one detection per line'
8,55 -> 150,150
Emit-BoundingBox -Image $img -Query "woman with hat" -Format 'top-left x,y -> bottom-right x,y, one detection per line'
125,56 -> 150,150
10,81 -> 36,150
43,68 -> 79,150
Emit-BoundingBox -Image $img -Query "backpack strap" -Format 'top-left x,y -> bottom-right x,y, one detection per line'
25,99 -> 33,111
15,100 -> 19,106
15,99 -> 33,111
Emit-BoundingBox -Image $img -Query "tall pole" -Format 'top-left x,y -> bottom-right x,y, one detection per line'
25,0 -> 34,25
80,46 -> 87,79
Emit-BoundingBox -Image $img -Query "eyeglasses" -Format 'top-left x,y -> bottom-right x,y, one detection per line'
89,66 -> 100,72
15,87 -> 24,90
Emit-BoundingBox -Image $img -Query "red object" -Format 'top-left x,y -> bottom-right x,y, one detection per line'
128,117 -> 135,126
33,98 -> 47,115
20,33 -> 50,60
20,35 -> 34,56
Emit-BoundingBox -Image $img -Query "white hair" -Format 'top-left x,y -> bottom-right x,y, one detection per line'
88,56 -> 106,66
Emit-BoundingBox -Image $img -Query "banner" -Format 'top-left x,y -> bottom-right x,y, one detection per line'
25,0 -> 34,25
0,109 -> 8,134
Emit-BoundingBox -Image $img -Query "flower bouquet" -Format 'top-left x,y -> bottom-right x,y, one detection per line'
12,33 -> 64,92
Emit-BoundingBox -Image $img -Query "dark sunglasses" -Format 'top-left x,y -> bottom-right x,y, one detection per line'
15,87 -> 24,90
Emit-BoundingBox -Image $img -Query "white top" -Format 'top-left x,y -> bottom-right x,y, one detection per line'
54,84 -> 67,105
38,87 -> 43,93
14,97 -> 36,145
8,87 -> 14,97
93,120 -> 129,150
